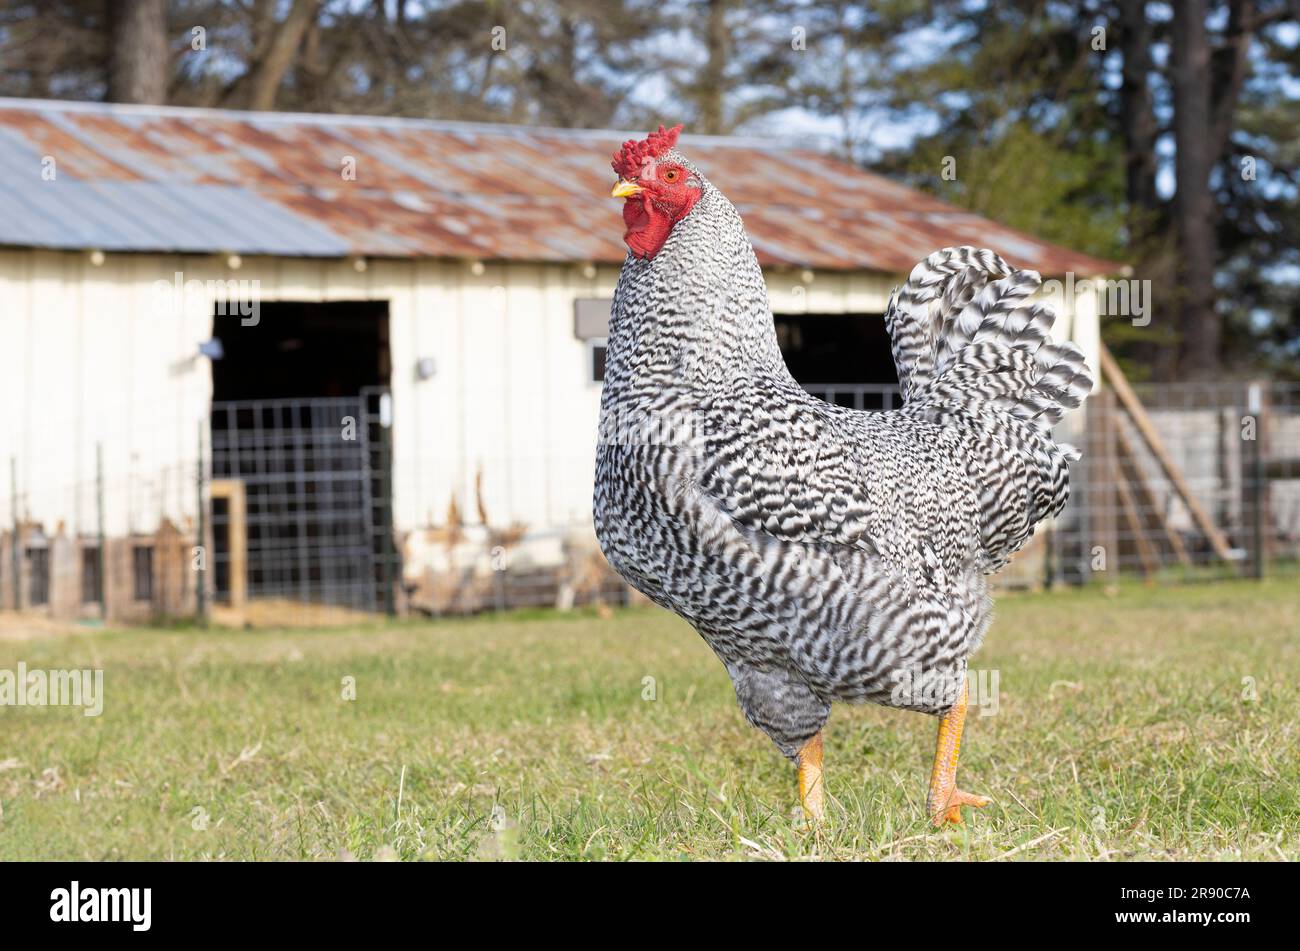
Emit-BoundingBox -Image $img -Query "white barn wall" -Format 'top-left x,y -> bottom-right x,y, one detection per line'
1,251 -> 214,540
1,250 -> 1097,549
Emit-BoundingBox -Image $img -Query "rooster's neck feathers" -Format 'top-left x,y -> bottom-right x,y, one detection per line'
605,171 -> 791,397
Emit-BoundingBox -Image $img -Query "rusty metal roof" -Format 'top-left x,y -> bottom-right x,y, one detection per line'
0,98 -> 1119,275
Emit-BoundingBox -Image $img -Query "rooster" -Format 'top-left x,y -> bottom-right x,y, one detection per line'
594,125 -> 1091,825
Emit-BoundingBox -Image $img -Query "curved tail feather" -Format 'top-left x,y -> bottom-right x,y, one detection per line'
885,247 -> 1094,570
887,246 -> 1093,429
884,246 -> 1013,402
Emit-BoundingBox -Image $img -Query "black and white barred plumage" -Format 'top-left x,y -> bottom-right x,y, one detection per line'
594,150 -> 1091,760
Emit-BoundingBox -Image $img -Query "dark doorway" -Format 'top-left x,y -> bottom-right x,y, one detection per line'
211,300 -> 389,400
774,312 -> 901,410
208,301 -> 394,614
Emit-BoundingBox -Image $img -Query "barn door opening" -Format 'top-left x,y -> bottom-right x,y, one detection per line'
208,300 -> 394,618
774,313 -> 902,410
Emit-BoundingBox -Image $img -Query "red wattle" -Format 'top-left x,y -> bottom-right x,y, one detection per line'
621,189 -> 699,260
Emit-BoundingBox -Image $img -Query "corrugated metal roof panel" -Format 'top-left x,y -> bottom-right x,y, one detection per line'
0,98 -> 1120,274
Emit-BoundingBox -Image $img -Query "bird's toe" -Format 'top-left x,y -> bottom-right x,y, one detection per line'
930,789 -> 991,826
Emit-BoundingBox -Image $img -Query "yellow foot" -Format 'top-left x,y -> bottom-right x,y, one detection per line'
926,681 -> 989,826
928,788 -> 991,826
797,732 -> 825,824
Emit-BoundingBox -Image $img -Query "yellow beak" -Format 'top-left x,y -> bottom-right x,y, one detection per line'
611,179 -> 643,198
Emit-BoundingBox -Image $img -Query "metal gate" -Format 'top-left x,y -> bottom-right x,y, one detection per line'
209,393 -> 392,613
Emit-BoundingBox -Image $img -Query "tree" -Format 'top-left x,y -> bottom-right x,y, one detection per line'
816,0 -> 1298,380
1169,1 -> 1218,376
107,0 -> 167,103
216,0 -> 320,111
1128,0 -> 1296,377
862,3 -> 1130,260
649,0 -> 797,135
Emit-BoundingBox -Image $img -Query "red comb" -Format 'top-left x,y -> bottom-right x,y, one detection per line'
611,124 -> 683,179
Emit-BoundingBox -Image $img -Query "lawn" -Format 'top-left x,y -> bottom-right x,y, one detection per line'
0,580 -> 1296,861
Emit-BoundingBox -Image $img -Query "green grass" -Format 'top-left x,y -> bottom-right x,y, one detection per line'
1,580 -> 1297,861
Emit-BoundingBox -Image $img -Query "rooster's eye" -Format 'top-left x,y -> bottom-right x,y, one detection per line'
661,167 -> 680,183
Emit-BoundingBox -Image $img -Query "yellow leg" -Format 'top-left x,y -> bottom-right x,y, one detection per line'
797,732 -> 825,823
926,681 -> 991,826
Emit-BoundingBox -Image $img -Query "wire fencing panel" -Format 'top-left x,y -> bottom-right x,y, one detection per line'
361,387 -> 399,617
1053,381 -> 1300,583
209,396 -> 380,615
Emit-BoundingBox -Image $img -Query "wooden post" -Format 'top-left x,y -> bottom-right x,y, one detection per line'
96,443 -> 107,620
1115,465 -> 1158,578
1114,423 -> 1192,568
9,456 -> 19,610
379,394 -> 396,618
1246,381 -> 1269,580
196,422 -> 208,626
209,479 -> 247,613
1086,389 -> 1119,579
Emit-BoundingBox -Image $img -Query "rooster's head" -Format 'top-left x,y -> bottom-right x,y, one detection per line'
610,124 -> 702,260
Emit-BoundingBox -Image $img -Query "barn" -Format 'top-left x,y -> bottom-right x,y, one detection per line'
0,97 -> 1115,623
